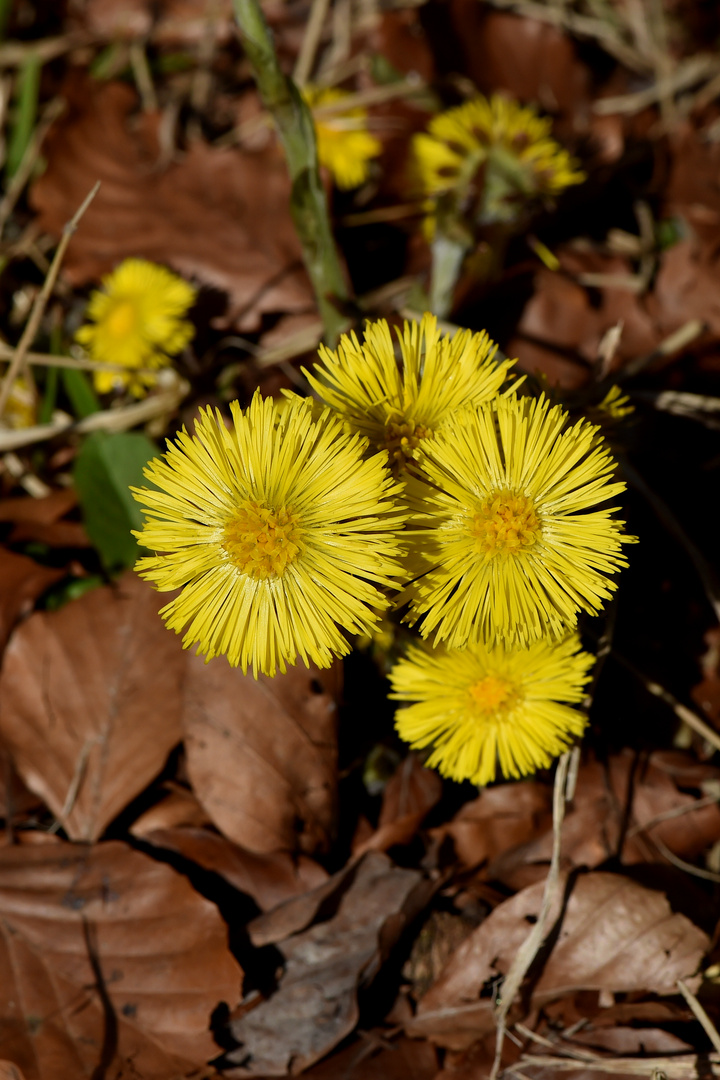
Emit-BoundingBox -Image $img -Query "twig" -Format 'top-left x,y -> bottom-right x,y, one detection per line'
0,96 -> 65,239
518,1053 -> 720,1077
293,0 -> 332,86
0,181 -> 100,419
129,41 -> 158,112
489,751 -> 572,1080
0,342 -> 158,376
619,453 -> 720,624
610,647 -> 720,757
648,833 -> 720,884
676,978 -> 720,1055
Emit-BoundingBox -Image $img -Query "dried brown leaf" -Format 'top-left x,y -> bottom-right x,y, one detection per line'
0,839 -> 242,1079
141,826 -> 329,912
355,753 -> 442,856
0,547 -> 63,655
182,653 -> 340,856
30,75 -> 314,331
225,851 -> 431,1075
485,752 -> 720,890
407,872 -> 709,1048
72,0 -> 234,46
301,1033 -> 438,1080
0,572 -> 184,841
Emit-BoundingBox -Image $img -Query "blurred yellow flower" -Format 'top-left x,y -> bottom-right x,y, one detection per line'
401,393 -> 636,649
3,376 -> 35,429
391,634 -> 592,786
75,258 -> 196,397
596,384 -> 634,420
303,85 -> 381,190
412,94 -> 585,228
305,313 -> 517,470
132,391 -> 408,677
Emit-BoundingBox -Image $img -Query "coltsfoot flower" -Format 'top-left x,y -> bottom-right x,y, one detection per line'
132,392 -> 408,677
412,94 -> 585,227
76,258 -> 196,397
401,393 -> 636,648
391,634 -> 593,786
304,313 -> 516,470
302,85 -> 381,190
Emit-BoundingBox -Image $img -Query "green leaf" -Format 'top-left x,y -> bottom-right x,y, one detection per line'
61,368 -> 101,419
6,53 -> 41,178
73,431 -> 159,572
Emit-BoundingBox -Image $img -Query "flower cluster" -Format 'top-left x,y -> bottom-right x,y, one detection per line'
133,314 -> 634,784
411,93 -> 585,229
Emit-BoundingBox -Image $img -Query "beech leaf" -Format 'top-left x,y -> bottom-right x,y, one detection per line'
0,572 -> 185,841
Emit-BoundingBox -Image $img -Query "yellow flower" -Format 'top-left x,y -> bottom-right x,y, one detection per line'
75,258 -> 196,397
3,376 -> 35,429
302,85 -> 381,190
391,634 -> 592,786
412,94 -> 585,228
595,385 -> 634,421
132,391 -> 407,677
304,313 -> 517,470
401,393 -> 636,649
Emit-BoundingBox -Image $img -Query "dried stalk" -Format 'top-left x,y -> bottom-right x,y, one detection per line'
231,0 -> 351,345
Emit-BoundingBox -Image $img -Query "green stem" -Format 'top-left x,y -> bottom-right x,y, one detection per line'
232,0 -> 351,344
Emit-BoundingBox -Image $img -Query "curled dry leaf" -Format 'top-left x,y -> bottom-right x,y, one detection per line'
0,572 -> 185,842
225,851 -> 431,1075
30,75 -> 314,331
182,653 -> 340,856
0,492 -> 89,550
0,839 -> 242,1079
354,753 -> 443,856
510,249 -> 660,389
0,547 -> 63,654
406,871 -> 709,1048
141,825 -> 329,912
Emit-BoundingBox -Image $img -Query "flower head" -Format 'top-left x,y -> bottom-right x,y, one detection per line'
412,94 -> 584,227
401,393 -> 636,648
132,392 -> 407,677
75,258 -> 196,397
391,634 -> 592,786
302,85 -> 381,190
304,313 -> 516,470
3,376 -> 35,429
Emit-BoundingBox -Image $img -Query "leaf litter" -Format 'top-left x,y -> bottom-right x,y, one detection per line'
3,0 -> 720,1077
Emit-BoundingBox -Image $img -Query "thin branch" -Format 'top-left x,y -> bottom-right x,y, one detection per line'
0,181 -> 100,418
490,751 -> 572,1080
677,979 -> 720,1055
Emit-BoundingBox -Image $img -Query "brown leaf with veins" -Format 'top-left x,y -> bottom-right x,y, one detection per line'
0,547 -> 63,654
0,839 -> 242,1079
406,871 -> 708,1048
182,652 -> 340,855
225,851 -> 431,1075
30,74 -> 313,330
0,572 -> 184,841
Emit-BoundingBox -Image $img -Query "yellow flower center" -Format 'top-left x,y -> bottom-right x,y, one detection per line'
469,674 -> 516,715
223,502 -> 303,579
105,299 -> 137,339
471,489 -> 541,558
384,415 -> 432,465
